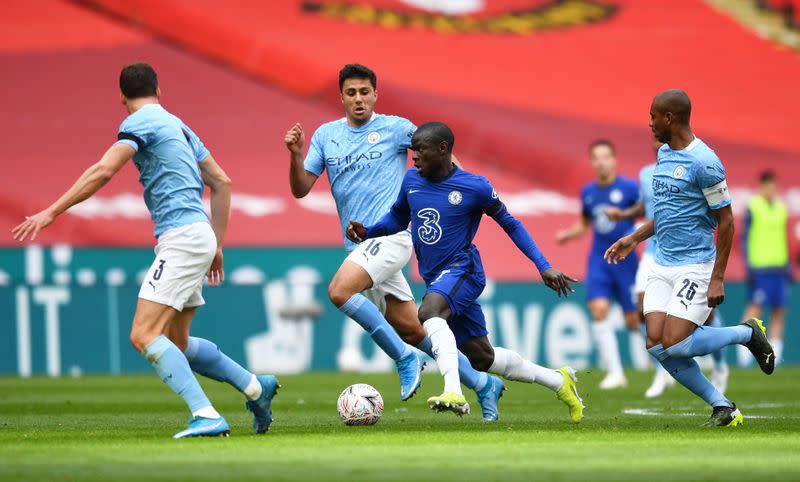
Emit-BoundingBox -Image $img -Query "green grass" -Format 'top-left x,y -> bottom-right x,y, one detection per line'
1,368 -> 799,481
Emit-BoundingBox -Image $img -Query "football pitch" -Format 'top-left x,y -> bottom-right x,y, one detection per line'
1,368 -> 799,481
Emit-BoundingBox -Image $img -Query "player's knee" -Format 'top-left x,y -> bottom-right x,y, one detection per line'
417,305 -> 441,322
129,329 -> 150,353
469,353 -> 494,372
327,281 -> 355,308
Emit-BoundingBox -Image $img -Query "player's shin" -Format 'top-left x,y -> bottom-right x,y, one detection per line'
489,347 -> 563,391
423,317 -> 462,395
340,293 -> 412,361
664,325 -> 751,358
592,319 -> 624,375
143,335 -> 220,418
417,337 -> 488,391
184,337 -> 262,400
648,343 -> 732,408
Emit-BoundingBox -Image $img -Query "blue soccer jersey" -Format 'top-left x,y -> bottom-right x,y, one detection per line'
581,176 -> 640,255
639,163 -> 657,256
652,138 -> 731,266
114,104 -> 209,238
304,113 -> 416,251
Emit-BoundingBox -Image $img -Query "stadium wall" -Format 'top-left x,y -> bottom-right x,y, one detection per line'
1,246 -> 795,376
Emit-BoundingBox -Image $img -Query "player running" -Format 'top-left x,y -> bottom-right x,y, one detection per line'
605,89 -> 775,427
607,140 -> 729,398
284,64 -> 507,421
347,122 -> 585,422
12,63 -> 278,438
557,140 -> 642,389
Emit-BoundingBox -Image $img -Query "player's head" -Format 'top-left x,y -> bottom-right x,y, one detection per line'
339,64 -> 377,126
759,170 -> 777,198
589,139 -> 616,182
411,122 -> 455,178
650,89 -> 691,143
119,63 -> 159,107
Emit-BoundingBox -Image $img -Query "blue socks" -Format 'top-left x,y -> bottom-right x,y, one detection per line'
339,294 -> 412,361
709,313 -> 727,368
664,325 -> 751,359
142,335 -> 212,413
184,337 -> 252,393
416,337 -> 488,392
649,343 -> 731,408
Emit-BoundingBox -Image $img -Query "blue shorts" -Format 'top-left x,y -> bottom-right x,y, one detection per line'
426,268 -> 489,347
586,252 -> 638,313
748,270 -> 790,309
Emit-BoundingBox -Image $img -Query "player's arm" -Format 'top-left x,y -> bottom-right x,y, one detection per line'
285,123 -> 319,198
604,218 -> 655,265
708,204 -> 734,307
487,201 -> 577,297
606,200 -> 645,221
12,143 -> 133,242
199,154 -> 232,287
555,214 -> 590,244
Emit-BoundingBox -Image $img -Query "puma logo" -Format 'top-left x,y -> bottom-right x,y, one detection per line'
765,353 -> 773,364
680,300 -> 688,309
330,139 -> 339,147
148,281 -> 157,291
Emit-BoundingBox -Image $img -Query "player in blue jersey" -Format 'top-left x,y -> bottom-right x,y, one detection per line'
347,122 -> 585,422
556,140 -> 642,390
285,64 -> 508,421
606,89 -> 775,426
608,140 -> 729,398
12,63 -> 278,438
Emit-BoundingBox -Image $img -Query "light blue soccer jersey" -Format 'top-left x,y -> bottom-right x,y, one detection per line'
652,138 -> 730,266
304,113 -> 415,251
114,104 -> 210,238
639,163 -> 657,255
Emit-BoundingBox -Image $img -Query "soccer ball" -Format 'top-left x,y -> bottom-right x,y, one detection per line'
337,383 -> 384,426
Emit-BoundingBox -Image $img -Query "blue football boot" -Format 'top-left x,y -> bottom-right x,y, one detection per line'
476,375 -> 505,422
245,375 -> 280,434
172,416 -> 230,439
397,351 -> 425,401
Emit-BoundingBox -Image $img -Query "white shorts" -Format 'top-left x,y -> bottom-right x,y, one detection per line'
138,222 -> 217,311
634,250 -> 656,295
345,231 -> 414,304
643,261 -> 714,326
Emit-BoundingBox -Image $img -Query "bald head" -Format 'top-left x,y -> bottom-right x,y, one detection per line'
413,121 -> 455,153
652,89 -> 691,125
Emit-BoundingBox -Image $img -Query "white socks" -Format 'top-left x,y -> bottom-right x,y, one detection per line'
193,406 -> 221,419
489,347 -> 563,391
243,374 -> 263,401
592,319 -> 623,375
770,338 -> 783,365
423,317 -> 462,396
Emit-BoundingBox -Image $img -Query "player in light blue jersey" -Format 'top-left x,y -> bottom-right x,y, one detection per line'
13,63 -> 278,438
285,64 -> 506,421
606,89 -> 775,427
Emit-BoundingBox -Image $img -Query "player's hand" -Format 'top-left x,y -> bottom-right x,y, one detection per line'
708,278 -> 725,307
12,209 -> 55,242
207,248 -> 224,287
284,123 -> 305,154
604,235 -> 638,264
555,230 -> 571,245
541,268 -> 578,298
606,206 -> 625,221
346,220 -> 366,243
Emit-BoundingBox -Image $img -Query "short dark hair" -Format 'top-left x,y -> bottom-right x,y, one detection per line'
589,139 -> 616,156
414,121 -> 455,153
759,170 -> 776,184
120,63 -> 158,99
338,64 -> 377,91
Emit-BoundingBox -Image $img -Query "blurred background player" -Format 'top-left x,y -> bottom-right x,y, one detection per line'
606,89 -> 774,427
284,64 -> 506,420
348,122 -> 585,422
740,170 -> 791,365
557,140 -> 642,389
607,140 -> 729,397
12,63 -> 278,438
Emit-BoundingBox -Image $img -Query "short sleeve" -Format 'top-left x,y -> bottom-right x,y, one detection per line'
180,122 -> 211,162
115,116 -> 151,152
695,154 -> 731,209
303,129 -> 326,176
394,117 -> 416,151
476,176 -> 500,211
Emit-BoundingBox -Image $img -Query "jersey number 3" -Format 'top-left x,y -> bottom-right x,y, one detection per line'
417,208 -> 443,245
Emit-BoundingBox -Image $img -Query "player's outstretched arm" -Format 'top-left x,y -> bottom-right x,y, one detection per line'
604,219 -> 655,265
708,205 -> 734,307
12,143 -> 133,242
285,123 -> 319,198
199,154 -> 232,287
606,201 -> 644,221
541,267 -> 578,298
555,215 -> 590,244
